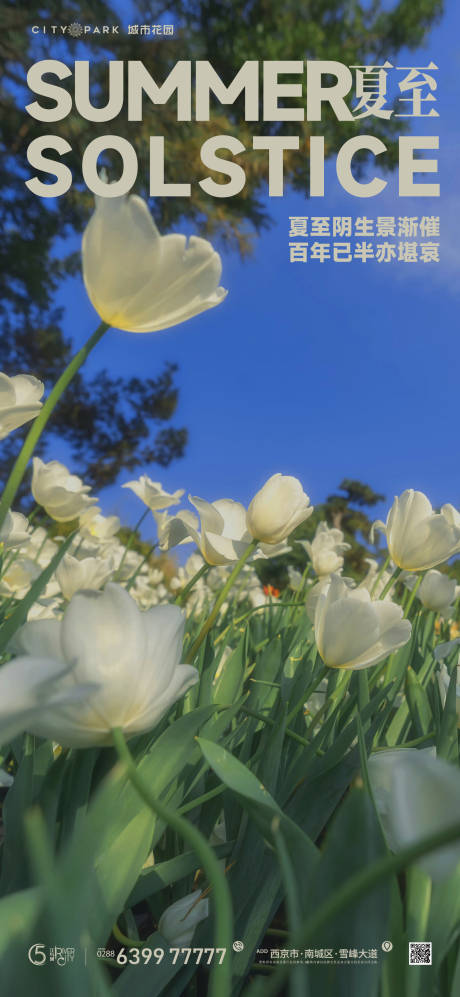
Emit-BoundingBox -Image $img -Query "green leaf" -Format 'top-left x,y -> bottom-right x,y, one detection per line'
197,736 -> 282,818
405,667 -> 433,738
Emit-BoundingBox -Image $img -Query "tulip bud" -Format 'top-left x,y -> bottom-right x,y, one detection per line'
298,522 -> 350,577
415,569 -> 458,615
246,474 -> 312,544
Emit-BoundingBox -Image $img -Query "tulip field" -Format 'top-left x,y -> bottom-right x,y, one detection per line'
0,192 -> 460,997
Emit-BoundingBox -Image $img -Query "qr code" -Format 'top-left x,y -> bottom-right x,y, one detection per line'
409,942 -> 432,965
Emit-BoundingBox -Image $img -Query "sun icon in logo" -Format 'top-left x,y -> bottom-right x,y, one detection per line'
68,21 -> 84,37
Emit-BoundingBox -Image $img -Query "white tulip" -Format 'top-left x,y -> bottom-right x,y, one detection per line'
56,553 -> 115,601
359,558 -> 395,598
314,573 -> 411,670
0,557 -> 41,599
246,474 -> 312,545
164,497 -> 252,567
384,752 -> 460,881
26,526 -> 59,567
11,584 -> 198,747
298,522 -> 350,577
306,575 -> 355,624
123,475 -> 184,511
158,889 -> 209,947
154,509 -> 199,551
0,510 -> 31,549
79,507 -> 121,542
372,490 -> 460,571
82,193 -> 227,333
0,653 -> 97,748
368,748 -> 436,851
31,458 -> 97,522
0,372 -> 44,439
409,569 -> 459,616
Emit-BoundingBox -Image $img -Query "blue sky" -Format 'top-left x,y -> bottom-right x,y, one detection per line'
41,1 -> 460,538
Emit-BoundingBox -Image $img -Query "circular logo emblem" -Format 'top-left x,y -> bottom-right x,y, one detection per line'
382,941 -> 393,953
28,943 -> 47,966
233,940 -> 244,952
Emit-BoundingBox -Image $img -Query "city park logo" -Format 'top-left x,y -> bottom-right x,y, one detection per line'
31,23 -> 120,36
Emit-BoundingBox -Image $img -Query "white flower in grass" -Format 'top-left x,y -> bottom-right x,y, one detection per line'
0,557 -> 41,599
368,748 -> 436,851
314,573 -> 411,670
372,490 -> 460,571
369,750 -> 460,881
56,553 -> 115,601
79,507 -> 121,542
247,474 -> 312,545
298,522 -> 350,577
0,373 -> 44,439
82,193 -> 227,333
158,889 -> 209,947
162,497 -> 252,567
10,584 -> 198,748
0,511 -> 31,549
0,654 -> 97,748
123,475 -> 184,511
31,458 -> 97,522
154,509 -> 199,551
406,569 -> 459,617
359,558 -> 395,598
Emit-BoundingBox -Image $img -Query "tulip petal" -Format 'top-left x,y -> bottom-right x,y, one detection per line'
61,584 -> 146,682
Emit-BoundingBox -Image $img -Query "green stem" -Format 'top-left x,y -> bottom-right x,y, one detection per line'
175,563 -> 209,606
111,727 -> 233,997
379,566 -> 402,601
178,783 -> 226,815
370,554 -> 390,597
286,664 -> 328,726
242,707 -> 310,748
0,321 -> 109,530
186,540 -> 259,663
404,574 -> 424,619
233,603 -> 300,627
358,670 -> 370,733
125,543 -> 157,592
249,819 -> 460,997
112,919 -> 142,948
